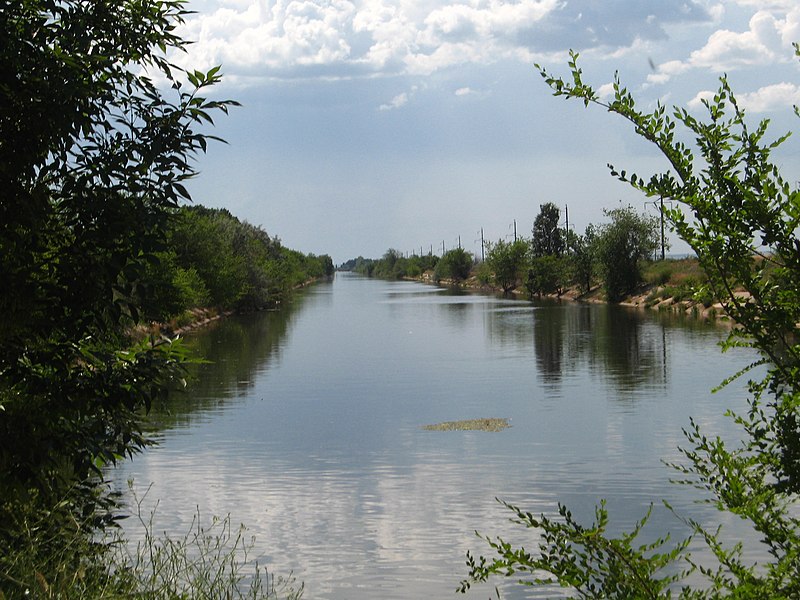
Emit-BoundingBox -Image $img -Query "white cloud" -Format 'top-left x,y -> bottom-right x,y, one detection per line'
174,0 -> 723,83
379,91 -> 408,110
596,82 -> 615,100
738,82 -> 800,112
687,89 -> 716,110
731,0 -> 798,8
454,86 -> 473,96
176,0 -> 358,75
687,81 -> 800,112
651,6 -> 799,84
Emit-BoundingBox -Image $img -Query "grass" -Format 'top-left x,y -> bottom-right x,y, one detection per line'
640,258 -> 718,309
0,483 -> 302,600
423,418 -> 510,432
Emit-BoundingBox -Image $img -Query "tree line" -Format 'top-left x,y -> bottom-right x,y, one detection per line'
0,2 -> 318,597
144,204 -> 334,324
343,202 -> 661,303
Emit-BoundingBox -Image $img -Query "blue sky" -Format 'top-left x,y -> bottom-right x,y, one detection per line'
176,0 -> 800,263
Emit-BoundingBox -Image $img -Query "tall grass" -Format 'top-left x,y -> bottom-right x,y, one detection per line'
0,484 -> 302,600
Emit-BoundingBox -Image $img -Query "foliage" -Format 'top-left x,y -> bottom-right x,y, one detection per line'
0,0 -> 239,505
570,224 -> 598,294
525,255 -> 570,297
485,238 -> 529,293
0,1 -> 322,595
142,206 -> 333,319
435,248 -> 474,283
0,486 -> 302,599
460,500 -> 690,598
461,46 -> 800,598
595,206 -> 660,301
350,250 -> 438,280
531,202 -> 566,257
341,256 -> 376,276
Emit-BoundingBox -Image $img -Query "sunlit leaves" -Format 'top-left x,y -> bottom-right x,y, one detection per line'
463,46 -> 800,598
0,0 -> 236,539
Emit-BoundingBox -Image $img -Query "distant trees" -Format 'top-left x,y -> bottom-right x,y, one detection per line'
435,248 -> 474,283
144,206 -> 333,320
595,206 -> 660,301
570,225 -> 598,294
527,203 -> 570,297
485,238 -> 529,293
526,255 -> 570,297
346,251 -> 439,279
531,202 -> 566,257
353,201 -> 662,301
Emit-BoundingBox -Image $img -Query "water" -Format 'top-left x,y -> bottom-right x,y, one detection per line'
111,272 -> 763,598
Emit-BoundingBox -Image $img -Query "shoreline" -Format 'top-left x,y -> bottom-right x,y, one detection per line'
134,277 -> 328,341
405,271 -> 733,324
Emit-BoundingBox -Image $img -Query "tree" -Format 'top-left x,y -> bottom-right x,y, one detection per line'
531,202 -> 566,257
461,47 -> 800,598
0,0 -> 236,571
570,224 -> 598,294
319,254 -> 335,277
526,255 -> 571,297
435,248 -> 474,283
485,238 -> 529,293
595,206 -> 660,301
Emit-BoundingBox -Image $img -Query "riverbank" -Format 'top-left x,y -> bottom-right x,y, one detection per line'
133,276 -> 330,342
411,257 -> 734,323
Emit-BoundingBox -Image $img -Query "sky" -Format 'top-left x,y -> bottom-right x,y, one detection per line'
173,0 -> 800,263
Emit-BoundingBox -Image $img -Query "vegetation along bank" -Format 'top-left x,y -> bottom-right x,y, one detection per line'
0,2 -> 324,597
342,203 -> 731,321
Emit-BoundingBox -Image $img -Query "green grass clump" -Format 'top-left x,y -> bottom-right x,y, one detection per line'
0,485 -> 302,600
423,418 -> 510,432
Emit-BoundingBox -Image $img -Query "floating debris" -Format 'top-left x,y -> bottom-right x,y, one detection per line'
423,418 -> 510,432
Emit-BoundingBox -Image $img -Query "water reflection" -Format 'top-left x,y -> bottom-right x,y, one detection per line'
483,299 -> 674,396
145,284 -> 319,433
113,274 -> 762,600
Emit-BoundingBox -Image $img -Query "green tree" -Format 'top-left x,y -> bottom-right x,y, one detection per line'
435,248 -> 474,283
462,47 -> 800,598
0,1 -> 235,588
485,238 -> 529,293
595,206 -> 660,301
531,202 -> 566,257
526,254 -> 570,297
319,254 -> 335,277
570,224 -> 598,294
170,207 -> 249,307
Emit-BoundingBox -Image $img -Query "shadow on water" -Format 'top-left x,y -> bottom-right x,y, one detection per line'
144,283 -> 328,433
483,296 -> 724,399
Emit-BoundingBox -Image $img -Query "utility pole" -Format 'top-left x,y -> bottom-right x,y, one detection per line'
659,196 -> 665,261
647,196 -> 672,260
480,228 -> 485,262
442,240 -> 445,255
458,235 -> 461,250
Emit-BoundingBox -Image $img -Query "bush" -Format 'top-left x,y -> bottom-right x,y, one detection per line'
435,248 -> 473,283
485,238 -> 529,293
595,206 -> 660,301
526,255 -> 570,297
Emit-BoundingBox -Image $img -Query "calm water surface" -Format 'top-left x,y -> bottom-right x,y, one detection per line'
112,272 -> 762,598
